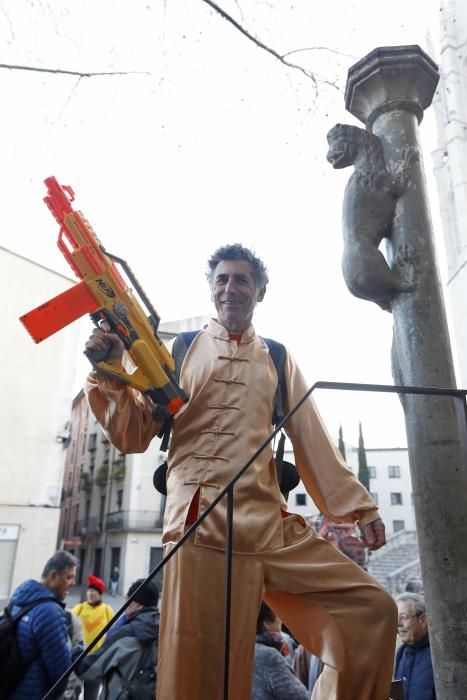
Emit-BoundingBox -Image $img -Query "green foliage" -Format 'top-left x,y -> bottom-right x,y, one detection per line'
358,422 -> 370,491
111,459 -> 126,481
80,471 -> 93,492
95,463 -> 109,485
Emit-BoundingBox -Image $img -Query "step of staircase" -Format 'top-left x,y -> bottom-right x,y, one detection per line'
367,532 -> 420,593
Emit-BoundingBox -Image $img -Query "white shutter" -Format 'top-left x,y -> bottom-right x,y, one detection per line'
0,539 -> 18,598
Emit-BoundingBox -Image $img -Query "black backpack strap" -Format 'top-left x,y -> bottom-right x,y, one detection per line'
157,331 -> 200,452
261,337 -> 287,428
7,597 -> 62,623
261,337 -> 294,498
172,331 -> 200,382
274,430 -> 286,489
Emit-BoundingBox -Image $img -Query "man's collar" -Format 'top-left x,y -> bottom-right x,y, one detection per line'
207,318 -> 256,343
406,633 -> 430,652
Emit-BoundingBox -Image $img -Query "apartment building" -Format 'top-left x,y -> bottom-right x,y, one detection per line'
0,247 -> 79,604
57,390 -> 167,597
287,443 -> 415,536
432,0 -> 467,387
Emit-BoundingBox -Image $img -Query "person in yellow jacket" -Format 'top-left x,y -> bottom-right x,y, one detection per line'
71,575 -> 114,700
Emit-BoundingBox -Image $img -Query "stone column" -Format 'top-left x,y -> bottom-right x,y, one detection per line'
345,45 -> 467,699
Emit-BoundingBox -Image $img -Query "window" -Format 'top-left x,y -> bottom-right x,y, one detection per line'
393,520 -> 405,533
368,466 -> 376,479
99,494 -> 106,531
73,504 -> 79,536
391,492 -> 403,505
295,493 -> 307,506
370,492 -> 379,505
388,465 -> 400,478
116,489 -> 124,511
88,433 -> 97,452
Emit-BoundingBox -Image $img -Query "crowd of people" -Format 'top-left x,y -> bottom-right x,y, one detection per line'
2,552 -> 435,700
252,580 -> 435,700
2,552 -> 159,700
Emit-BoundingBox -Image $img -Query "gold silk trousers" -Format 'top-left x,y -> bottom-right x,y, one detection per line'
158,515 -> 397,700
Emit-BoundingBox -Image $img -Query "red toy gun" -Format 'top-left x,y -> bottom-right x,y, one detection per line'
20,176 -> 188,422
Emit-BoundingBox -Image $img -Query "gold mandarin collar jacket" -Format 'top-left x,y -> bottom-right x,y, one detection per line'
85,319 -> 379,554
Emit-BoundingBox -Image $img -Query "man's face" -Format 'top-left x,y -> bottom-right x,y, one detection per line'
126,600 -> 144,618
397,600 -> 428,645
211,259 -> 265,333
47,566 -> 76,600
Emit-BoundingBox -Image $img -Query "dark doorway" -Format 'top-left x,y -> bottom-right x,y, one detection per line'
94,548 -> 103,577
78,549 -> 85,585
110,547 -> 121,572
149,546 -> 164,590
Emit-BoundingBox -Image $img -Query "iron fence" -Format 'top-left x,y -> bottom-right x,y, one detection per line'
44,380 -> 467,700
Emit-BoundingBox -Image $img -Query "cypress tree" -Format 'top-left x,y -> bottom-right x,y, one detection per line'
338,425 -> 346,460
358,422 -> 370,491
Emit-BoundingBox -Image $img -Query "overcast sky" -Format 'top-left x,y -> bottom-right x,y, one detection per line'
1,0 -> 448,448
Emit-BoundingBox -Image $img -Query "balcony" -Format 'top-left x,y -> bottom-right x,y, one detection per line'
111,458 -> 126,481
95,463 -> 109,486
80,472 -> 93,493
105,510 -> 164,532
74,517 -> 103,539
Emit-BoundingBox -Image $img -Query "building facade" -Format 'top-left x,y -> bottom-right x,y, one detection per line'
287,442 -> 415,536
432,0 -> 467,386
58,315 -> 211,596
57,390 -> 167,597
0,247 -> 79,605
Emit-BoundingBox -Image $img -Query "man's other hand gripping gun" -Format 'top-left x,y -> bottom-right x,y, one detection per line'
19,176 -> 188,423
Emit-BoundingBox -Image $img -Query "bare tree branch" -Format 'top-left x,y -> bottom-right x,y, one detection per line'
0,63 -> 150,78
200,0 -> 320,87
282,46 -> 358,61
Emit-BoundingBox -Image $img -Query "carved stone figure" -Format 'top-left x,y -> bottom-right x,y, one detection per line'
326,123 -> 416,310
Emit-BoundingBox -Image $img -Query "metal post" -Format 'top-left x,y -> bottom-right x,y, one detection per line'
345,45 -> 467,698
222,488 -> 234,700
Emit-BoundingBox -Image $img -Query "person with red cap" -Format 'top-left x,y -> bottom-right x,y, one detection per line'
71,575 -> 114,700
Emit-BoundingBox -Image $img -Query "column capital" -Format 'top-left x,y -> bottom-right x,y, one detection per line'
345,45 -> 439,127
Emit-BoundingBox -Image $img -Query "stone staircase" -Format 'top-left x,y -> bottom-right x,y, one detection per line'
367,529 -> 420,595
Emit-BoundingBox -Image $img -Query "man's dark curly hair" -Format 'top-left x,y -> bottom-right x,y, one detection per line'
207,243 -> 269,289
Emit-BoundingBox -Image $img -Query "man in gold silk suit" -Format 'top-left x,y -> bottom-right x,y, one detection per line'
85,244 -> 397,700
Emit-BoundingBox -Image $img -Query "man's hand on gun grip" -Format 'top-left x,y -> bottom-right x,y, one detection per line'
84,321 -> 125,366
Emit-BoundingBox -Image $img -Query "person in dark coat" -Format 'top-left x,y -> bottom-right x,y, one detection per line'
8,550 -> 78,700
253,602 -> 309,700
78,578 -> 160,699
394,593 -> 436,700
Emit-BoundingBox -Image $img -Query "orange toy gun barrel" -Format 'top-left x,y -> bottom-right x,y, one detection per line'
19,176 -> 188,422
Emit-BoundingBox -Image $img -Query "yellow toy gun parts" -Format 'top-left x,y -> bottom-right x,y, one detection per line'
19,176 -> 188,422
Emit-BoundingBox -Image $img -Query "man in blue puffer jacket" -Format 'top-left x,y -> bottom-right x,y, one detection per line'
8,550 -> 78,700
394,592 -> 436,700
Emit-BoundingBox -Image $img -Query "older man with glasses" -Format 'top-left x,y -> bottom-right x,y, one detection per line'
394,592 -> 436,700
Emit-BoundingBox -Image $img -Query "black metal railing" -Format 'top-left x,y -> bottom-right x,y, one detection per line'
44,380 -> 467,700
105,509 -> 164,531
